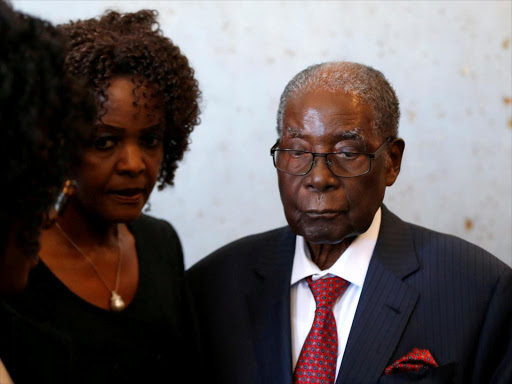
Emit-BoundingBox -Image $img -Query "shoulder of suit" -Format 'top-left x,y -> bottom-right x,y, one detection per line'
405,220 -> 510,277
381,206 -> 510,279
187,226 -> 292,274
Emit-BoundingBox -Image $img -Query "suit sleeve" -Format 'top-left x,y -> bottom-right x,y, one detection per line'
472,266 -> 512,384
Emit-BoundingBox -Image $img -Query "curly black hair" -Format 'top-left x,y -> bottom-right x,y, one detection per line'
0,1 -> 95,255
59,9 -> 201,189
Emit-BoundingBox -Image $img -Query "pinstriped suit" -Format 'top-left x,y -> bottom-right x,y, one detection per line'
186,205 -> 511,383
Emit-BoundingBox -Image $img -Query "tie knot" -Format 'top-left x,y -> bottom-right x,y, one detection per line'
307,276 -> 349,309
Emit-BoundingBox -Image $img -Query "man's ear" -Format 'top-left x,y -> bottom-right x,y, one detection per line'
386,138 -> 405,186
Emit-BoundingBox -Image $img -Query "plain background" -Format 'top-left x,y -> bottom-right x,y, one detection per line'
13,0 -> 512,268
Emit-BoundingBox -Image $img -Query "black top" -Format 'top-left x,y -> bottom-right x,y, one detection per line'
2,215 -> 187,384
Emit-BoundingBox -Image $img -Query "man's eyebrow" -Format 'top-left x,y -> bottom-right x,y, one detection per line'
283,127 -> 365,142
333,128 -> 364,142
283,127 -> 303,138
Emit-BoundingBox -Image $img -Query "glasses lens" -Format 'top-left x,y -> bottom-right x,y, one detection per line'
327,153 -> 371,177
274,150 -> 312,175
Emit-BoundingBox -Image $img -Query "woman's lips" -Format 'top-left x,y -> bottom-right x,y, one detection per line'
108,188 -> 145,203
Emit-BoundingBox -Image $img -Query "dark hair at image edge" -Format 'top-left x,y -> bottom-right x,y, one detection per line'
59,9 -> 201,189
0,0 -> 94,252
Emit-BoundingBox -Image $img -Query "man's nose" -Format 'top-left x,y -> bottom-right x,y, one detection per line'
305,156 -> 339,191
116,144 -> 146,175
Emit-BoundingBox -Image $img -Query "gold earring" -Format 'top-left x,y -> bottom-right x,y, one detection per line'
54,179 -> 77,216
43,180 -> 77,229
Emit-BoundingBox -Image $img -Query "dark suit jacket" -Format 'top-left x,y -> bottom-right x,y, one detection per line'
186,206 -> 512,384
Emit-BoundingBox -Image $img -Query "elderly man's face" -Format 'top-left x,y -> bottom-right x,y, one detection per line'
278,89 -> 401,244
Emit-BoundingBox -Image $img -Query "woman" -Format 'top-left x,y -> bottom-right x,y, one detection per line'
0,1 -> 94,382
0,0 -> 92,294
6,9 -> 201,383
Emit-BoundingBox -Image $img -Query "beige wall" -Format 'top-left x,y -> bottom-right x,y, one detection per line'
14,0 -> 512,267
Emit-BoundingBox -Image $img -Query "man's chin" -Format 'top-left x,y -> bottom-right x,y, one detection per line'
295,225 -> 355,245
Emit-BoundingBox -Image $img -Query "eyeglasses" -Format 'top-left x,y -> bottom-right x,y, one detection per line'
270,137 -> 394,178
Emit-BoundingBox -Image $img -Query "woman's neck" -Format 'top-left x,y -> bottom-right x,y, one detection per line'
54,199 -> 121,248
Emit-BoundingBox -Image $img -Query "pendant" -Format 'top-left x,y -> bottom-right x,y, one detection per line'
110,291 -> 126,312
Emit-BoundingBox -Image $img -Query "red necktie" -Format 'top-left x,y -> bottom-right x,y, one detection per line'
293,276 -> 350,384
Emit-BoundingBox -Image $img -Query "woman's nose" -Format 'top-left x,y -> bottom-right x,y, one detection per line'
116,144 -> 146,175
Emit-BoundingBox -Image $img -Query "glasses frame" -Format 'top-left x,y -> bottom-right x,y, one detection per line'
270,136 -> 394,178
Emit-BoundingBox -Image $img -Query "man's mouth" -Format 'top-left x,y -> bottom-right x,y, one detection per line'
303,210 -> 342,220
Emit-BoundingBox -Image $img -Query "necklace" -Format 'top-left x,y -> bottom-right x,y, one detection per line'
55,222 -> 126,312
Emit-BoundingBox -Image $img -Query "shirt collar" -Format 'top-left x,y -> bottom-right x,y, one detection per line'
290,207 -> 381,288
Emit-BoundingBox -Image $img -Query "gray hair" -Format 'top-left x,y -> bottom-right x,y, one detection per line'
276,62 -> 400,139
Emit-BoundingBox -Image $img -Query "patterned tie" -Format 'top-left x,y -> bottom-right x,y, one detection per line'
293,276 -> 350,384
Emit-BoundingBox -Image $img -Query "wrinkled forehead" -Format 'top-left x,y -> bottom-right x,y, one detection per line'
282,88 -> 374,143
283,126 -> 365,144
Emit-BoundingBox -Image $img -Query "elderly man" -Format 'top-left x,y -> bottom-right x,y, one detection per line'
186,62 -> 511,384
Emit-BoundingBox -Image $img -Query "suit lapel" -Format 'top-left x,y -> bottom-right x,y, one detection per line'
247,227 -> 296,384
336,206 -> 420,384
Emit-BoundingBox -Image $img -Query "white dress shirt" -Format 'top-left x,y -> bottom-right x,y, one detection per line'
290,208 -> 381,379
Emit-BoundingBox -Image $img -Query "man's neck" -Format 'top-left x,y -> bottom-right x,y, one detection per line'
307,237 -> 355,270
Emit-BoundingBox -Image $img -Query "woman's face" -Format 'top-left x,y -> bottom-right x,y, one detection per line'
74,75 -> 165,223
